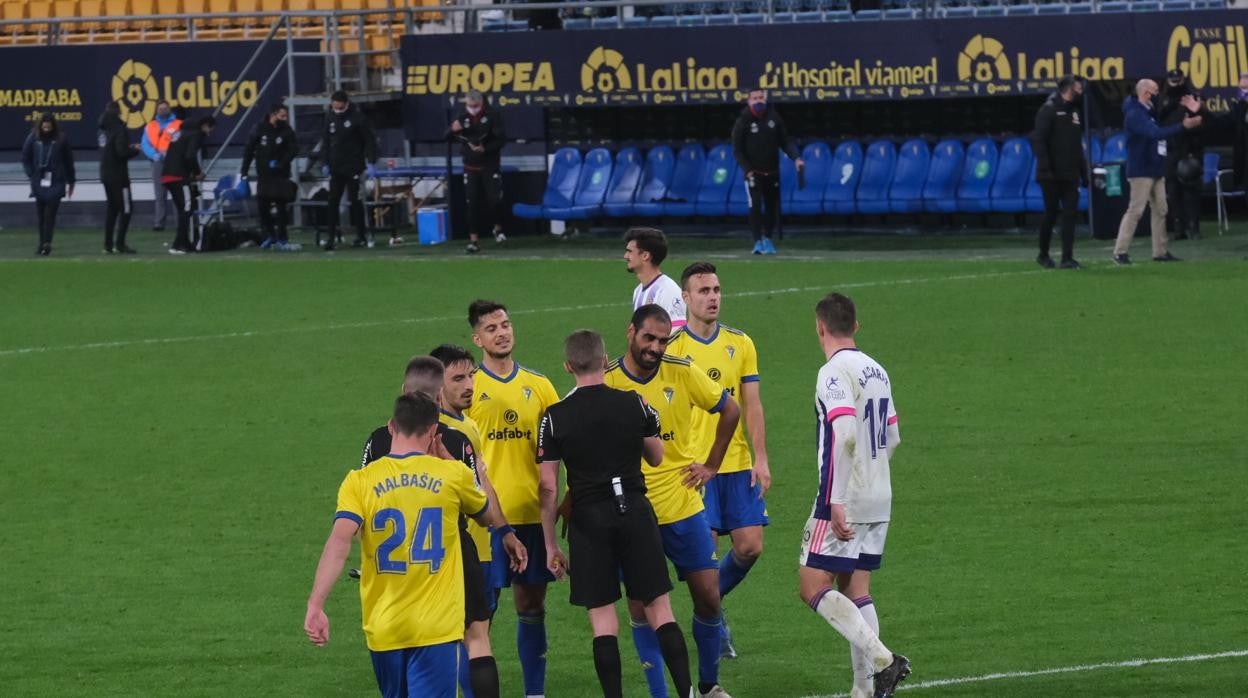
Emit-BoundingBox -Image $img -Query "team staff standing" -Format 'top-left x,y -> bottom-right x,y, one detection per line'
319,90 -> 378,251
241,103 -> 299,251
605,304 -> 740,698
537,330 -> 695,698
448,90 -> 508,254
98,101 -> 143,254
305,393 -> 519,698
140,99 -> 180,232
161,115 -> 216,255
22,113 -> 75,257
1030,76 -> 1086,269
731,89 -> 802,256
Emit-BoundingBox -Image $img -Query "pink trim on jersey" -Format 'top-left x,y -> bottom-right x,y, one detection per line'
822,428 -> 837,514
825,406 -> 856,422
887,415 -> 898,425
671,319 -> 686,329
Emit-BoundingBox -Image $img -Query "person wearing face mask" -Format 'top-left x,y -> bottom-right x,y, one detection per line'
1157,69 -> 1205,240
140,100 -> 181,233
21,113 -> 76,257
318,90 -> 378,251
98,100 -> 143,254
1030,76 -> 1087,269
242,103 -> 300,251
162,114 -> 217,255
731,89 -> 803,256
448,90 -> 508,254
1112,79 -> 1202,265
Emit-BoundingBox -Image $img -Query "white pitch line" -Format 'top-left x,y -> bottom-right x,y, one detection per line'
0,269 -> 1037,358
803,648 -> 1248,698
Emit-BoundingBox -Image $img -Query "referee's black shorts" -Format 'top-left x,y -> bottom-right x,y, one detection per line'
461,527 -> 491,624
568,494 -> 672,608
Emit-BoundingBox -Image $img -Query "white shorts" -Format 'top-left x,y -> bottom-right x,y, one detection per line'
799,518 -> 888,573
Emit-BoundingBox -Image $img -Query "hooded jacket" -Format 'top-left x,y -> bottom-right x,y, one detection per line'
98,111 -> 141,185
320,105 -> 377,177
1031,94 -> 1086,182
1122,96 -> 1185,179
445,104 -> 506,172
731,104 -> 799,174
241,118 -> 298,180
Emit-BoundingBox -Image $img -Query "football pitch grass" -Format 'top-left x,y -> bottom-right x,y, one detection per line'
2,227 -> 1246,697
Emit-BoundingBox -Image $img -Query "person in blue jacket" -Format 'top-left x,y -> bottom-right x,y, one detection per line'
1112,79 -> 1202,265
21,113 -> 76,257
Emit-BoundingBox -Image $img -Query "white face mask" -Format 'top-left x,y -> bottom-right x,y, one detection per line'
467,105 -> 482,116
332,107 -> 347,115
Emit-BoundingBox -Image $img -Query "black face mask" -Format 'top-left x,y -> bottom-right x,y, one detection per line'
1149,94 -> 1161,109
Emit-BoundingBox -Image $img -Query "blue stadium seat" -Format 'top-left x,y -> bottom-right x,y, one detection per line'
728,167 -> 750,217
1130,0 -> 1161,10
1099,0 -> 1130,10
1025,160 -> 1044,213
942,5 -> 974,17
513,148 -> 581,220
1037,3 -> 1067,14
888,139 -> 931,214
625,16 -> 650,27
975,5 -> 1005,17
855,9 -> 882,20
883,7 -> 914,19
795,11 -> 824,21
650,15 -> 678,27
602,147 -> 643,218
1005,3 -> 1037,15
1066,2 -> 1093,12
1085,135 -> 1103,165
678,14 -> 707,25
826,9 -> 854,20
629,145 -> 677,217
1202,151 -> 1220,186
707,13 -> 736,25
957,138 -> 999,213
546,147 -> 614,220
1101,132 -> 1127,163
923,139 -> 964,214
789,142 -> 831,215
738,13 -> 766,23
779,151 -> 799,206
823,140 -> 865,215
855,140 -> 898,215
694,145 -> 738,217
562,18 -> 591,29
991,137 -> 1034,213
1193,0 -> 1226,8
1162,0 -> 1192,10
662,145 -> 709,217
591,16 -> 622,28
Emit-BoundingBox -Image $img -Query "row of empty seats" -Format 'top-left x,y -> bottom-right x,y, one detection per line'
485,0 -> 1225,31
513,134 -> 1134,221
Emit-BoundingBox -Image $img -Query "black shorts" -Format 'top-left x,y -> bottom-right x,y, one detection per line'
461,528 -> 491,624
568,495 -> 672,609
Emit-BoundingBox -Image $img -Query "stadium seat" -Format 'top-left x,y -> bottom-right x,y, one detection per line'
923,139 -> 964,214
512,148 -> 581,220
727,167 -> 749,217
779,151 -> 798,205
975,4 -> 1004,17
789,141 -> 831,215
1025,160 -> 1044,213
546,147 -> 614,220
1162,0 -> 1193,9
693,145 -> 737,217
1101,132 -> 1127,163
823,140 -> 865,215
602,147 -> 643,218
1085,135 -> 1103,165
629,145 -> 678,217
888,139 -> 931,214
991,137 -> 1034,213
1005,3 -> 1037,15
661,144 -> 710,217
1130,0 -> 1161,9
1099,0 -> 1129,10
942,5 -> 974,18
957,138 -> 999,213
1037,2 -> 1067,13
1066,2 -> 1093,12
854,140 -> 898,215
854,9 -> 882,20
624,16 -> 649,27
649,15 -> 677,27
793,10 -> 823,21
883,7 -> 913,19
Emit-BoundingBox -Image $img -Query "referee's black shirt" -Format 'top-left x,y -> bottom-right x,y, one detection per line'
537,384 -> 661,506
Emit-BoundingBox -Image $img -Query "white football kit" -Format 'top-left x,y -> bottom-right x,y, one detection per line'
800,347 -> 899,573
632,273 -> 686,330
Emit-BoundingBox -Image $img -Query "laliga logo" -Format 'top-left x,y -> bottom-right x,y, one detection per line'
582,46 -> 632,93
111,59 -> 259,129
112,59 -> 161,129
958,34 -> 1012,82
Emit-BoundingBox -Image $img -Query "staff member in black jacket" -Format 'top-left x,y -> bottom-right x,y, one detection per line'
162,115 -> 216,255
22,113 -> 76,257
448,90 -> 507,254
318,90 -> 378,251
98,101 -> 142,254
242,103 -> 299,250
538,330 -> 695,698
1157,69 -> 1206,239
731,89 -> 802,256
1030,76 -> 1086,269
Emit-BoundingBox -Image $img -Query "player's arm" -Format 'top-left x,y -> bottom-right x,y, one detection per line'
639,394 -> 664,467
538,458 -> 568,579
740,379 -> 771,494
304,517 -> 358,647
827,413 -> 858,541
684,384 -> 739,488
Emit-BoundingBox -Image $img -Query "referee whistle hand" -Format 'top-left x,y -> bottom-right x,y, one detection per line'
547,547 -> 569,580
304,608 -> 330,646
830,504 -> 855,542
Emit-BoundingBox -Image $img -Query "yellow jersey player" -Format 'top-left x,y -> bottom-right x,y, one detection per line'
668,262 -> 770,660
304,393 -> 524,698
605,304 -> 741,698
465,299 -> 560,698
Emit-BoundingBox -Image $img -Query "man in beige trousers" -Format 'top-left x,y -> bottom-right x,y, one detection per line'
1113,79 -> 1202,265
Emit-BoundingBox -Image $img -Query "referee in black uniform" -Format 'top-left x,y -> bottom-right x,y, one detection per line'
360,355 -> 525,698
537,330 -> 693,698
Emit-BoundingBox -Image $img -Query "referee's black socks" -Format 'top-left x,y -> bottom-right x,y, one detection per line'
468,656 -> 499,698
592,635 -> 624,698
655,622 -> 693,698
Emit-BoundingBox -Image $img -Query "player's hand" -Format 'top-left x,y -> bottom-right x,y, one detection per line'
556,492 -> 572,539
450,120 -> 463,133
546,545 -> 569,580
305,606 -> 330,646
1181,94 -> 1201,112
470,143 -> 485,153
796,158 -> 805,170
830,504 -> 854,542
432,434 -> 455,461
502,531 -> 528,574
750,458 -> 772,496
1182,114 -> 1203,129
683,462 -> 717,489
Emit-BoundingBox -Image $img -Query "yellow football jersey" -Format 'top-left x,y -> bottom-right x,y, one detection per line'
668,323 -> 760,475
467,363 -> 560,525
439,410 -> 492,562
336,452 -> 487,652
604,355 -> 729,524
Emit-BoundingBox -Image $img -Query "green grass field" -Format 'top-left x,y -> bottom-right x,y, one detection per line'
2,226 -> 1246,697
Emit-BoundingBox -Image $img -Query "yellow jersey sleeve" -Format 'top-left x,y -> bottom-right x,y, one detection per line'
741,333 -> 760,383
334,469 -> 365,527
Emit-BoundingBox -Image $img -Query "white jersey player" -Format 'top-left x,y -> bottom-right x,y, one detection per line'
798,292 -> 909,698
624,227 -> 686,331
